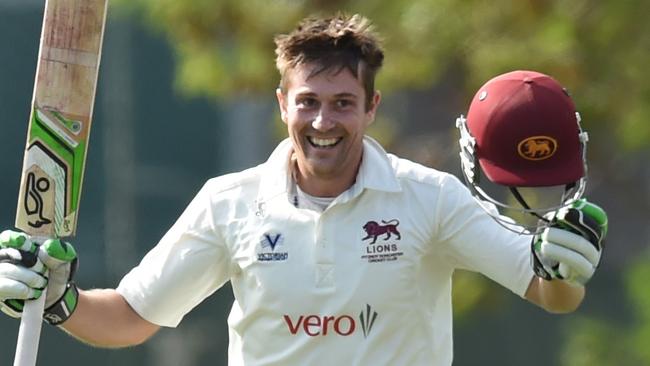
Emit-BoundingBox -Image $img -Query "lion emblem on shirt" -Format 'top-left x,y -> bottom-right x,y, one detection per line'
362,219 -> 401,244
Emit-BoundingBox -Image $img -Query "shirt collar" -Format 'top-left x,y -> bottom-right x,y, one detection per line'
257,138 -> 294,203
357,136 -> 402,193
257,136 -> 402,204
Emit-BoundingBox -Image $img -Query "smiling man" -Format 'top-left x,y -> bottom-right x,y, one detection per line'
274,23 -> 383,197
0,13 -> 607,366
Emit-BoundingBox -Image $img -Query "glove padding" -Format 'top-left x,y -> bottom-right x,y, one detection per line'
0,230 -> 79,325
532,199 -> 608,287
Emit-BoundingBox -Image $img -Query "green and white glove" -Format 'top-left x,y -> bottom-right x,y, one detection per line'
0,230 -> 79,325
531,199 -> 608,287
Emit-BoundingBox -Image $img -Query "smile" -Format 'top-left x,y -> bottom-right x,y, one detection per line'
308,137 -> 341,148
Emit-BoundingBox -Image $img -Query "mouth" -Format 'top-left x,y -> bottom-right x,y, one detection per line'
307,136 -> 342,148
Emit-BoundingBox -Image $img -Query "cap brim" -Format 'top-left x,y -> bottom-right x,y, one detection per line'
479,153 -> 584,187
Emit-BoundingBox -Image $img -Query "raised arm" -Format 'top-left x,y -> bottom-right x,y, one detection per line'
525,276 -> 585,313
0,231 -> 159,348
526,199 -> 607,313
62,288 -> 160,347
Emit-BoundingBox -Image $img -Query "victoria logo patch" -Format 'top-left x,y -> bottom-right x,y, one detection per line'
518,136 -> 557,161
257,232 -> 288,262
262,233 -> 282,251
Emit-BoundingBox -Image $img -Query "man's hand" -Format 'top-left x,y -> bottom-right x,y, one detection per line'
0,230 -> 79,325
531,199 -> 608,287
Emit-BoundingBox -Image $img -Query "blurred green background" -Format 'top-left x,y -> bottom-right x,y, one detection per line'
1,0 -> 649,365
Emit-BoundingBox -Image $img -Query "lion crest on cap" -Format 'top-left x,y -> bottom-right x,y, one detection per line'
518,136 -> 557,161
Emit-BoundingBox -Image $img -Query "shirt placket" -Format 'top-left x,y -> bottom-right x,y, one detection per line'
313,211 -> 335,290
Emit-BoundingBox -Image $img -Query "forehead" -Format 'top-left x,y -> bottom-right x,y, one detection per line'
284,63 -> 364,97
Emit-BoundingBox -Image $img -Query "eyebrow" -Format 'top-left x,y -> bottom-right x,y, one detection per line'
334,93 -> 359,99
294,91 -> 359,99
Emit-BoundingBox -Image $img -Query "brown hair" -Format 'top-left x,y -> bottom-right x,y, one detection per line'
274,13 -> 384,111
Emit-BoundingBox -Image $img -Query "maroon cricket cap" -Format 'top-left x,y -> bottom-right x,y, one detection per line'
466,70 -> 585,187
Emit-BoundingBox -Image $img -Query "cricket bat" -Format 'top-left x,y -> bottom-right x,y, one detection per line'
13,0 -> 109,365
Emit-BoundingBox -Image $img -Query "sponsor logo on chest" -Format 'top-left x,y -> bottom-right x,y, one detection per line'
360,219 -> 404,263
283,304 -> 378,338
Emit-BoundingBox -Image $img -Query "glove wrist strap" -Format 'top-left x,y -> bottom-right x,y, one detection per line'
43,283 -> 79,326
531,238 -> 554,281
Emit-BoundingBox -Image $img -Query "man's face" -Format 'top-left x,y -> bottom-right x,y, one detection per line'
276,63 -> 380,188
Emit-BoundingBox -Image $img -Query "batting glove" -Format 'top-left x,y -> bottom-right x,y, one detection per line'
531,199 -> 608,287
0,230 -> 79,325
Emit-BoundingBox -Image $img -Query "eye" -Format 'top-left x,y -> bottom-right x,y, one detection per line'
335,98 -> 355,109
296,97 -> 318,109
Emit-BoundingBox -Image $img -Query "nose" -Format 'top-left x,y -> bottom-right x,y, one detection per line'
311,109 -> 335,131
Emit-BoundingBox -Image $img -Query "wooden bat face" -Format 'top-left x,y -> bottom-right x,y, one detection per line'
16,0 -> 108,238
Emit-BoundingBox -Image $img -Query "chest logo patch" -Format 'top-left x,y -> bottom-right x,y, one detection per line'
262,233 -> 282,250
362,219 -> 401,244
361,219 -> 404,263
257,232 -> 288,262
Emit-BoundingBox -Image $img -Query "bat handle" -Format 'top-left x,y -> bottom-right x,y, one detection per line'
14,288 -> 47,366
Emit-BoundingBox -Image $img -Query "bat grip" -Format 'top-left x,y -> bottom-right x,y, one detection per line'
14,288 -> 47,366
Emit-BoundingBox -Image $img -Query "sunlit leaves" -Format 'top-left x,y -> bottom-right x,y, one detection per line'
109,0 -> 650,151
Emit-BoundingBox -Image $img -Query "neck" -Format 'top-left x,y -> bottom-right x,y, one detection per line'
292,157 -> 361,197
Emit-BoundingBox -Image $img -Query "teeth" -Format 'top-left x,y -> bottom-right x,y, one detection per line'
309,137 -> 339,147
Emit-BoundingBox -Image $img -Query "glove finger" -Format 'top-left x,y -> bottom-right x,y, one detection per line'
0,277 -> 42,301
1,299 -> 25,318
38,239 -> 77,269
557,207 -> 603,247
0,248 -> 47,275
0,262 -> 47,289
542,228 -> 600,266
540,241 -> 595,280
558,262 -> 591,286
0,230 -> 36,252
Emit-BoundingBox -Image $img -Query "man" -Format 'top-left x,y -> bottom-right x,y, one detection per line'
0,13 -> 606,365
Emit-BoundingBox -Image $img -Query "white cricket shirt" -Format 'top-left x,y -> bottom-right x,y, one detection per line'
117,137 -> 535,365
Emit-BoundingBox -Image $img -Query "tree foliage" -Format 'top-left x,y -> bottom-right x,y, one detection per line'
113,0 -> 650,149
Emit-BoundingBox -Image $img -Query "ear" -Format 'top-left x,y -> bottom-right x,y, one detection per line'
366,90 -> 382,125
276,88 -> 288,124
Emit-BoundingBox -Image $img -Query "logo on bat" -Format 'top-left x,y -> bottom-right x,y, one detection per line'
24,172 -> 52,228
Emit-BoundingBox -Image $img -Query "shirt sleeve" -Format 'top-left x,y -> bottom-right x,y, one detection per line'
434,175 -> 535,297
117,182 -> 232,327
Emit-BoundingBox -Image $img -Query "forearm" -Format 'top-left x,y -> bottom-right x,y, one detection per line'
525,276 -> 585,313
60,288 -> 160,348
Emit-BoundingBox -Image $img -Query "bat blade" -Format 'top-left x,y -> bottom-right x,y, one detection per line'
16,0 -> 109,238
13,1 -> 108,365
